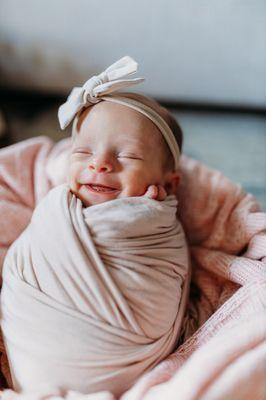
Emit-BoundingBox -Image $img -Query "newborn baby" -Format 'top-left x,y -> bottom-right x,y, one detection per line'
69,94 -> 180,206
0,57 -> 191,398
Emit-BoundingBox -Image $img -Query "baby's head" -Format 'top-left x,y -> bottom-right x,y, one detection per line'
68,92 -> 183,207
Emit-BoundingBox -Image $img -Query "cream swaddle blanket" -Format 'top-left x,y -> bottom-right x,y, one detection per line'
0,184 -> 190,397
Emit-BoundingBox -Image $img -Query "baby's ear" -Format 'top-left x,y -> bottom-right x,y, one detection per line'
164,170 -> 181,195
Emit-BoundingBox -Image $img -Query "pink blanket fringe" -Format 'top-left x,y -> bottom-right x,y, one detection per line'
0,136 -> 265,400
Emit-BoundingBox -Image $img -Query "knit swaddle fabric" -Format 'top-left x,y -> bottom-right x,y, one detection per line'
0,184 -> 190,397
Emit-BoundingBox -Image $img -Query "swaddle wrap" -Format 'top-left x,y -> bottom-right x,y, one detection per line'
0,184 -> 190,397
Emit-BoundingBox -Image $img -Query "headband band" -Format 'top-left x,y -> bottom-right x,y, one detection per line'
58,56 -> 180,169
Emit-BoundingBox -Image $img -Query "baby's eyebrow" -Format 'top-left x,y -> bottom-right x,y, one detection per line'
122,140 -> 145,150
119,146 -> 145,155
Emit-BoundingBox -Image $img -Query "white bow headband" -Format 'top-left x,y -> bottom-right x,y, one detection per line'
58,56 -> 180,169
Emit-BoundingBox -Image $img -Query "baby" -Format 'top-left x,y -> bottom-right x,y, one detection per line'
69,93 -> 181,206
0,57 -> 191,398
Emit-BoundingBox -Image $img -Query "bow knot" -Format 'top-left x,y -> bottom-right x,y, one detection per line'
83,75 -> 104,104
58,56 -> 144,129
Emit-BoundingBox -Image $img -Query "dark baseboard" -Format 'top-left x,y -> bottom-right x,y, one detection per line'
1,87 -> 266,116
157,99 -> 266,115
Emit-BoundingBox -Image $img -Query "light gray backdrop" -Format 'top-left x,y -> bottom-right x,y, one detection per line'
0,0 -> 265,107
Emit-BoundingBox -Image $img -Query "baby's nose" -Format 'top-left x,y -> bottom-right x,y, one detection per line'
88,157 -> 113,173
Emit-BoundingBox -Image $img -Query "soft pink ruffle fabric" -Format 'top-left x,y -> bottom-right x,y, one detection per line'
0,136 -> 265,400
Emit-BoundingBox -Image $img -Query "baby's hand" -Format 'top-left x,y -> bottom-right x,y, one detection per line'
143,185 -> 167,201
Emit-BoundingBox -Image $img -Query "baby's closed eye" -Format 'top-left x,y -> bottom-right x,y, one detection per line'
71,148 -> 93,156
118,152 -> 144,160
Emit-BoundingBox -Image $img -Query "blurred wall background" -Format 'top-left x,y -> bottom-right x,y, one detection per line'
0,0 -> 265,107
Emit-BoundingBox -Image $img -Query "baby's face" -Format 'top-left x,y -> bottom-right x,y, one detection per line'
69,101 -> 171,206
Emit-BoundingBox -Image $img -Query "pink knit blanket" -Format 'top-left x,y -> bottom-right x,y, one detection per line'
0,136 -> 265,400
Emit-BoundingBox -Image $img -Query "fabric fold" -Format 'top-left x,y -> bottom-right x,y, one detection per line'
0,184 -> 190,397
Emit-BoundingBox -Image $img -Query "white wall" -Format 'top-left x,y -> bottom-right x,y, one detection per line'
0,0 -> 265,106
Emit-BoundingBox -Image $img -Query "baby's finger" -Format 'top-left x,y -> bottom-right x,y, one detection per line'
144,185 -> 158,199
157,185 -> 167,201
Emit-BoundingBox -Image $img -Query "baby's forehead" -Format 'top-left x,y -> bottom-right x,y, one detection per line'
75,101 -> 165,148
78,101 -> 148,129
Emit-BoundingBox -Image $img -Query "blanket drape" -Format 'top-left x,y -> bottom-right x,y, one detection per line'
0,136 -> 265,400
0,184 -> 190,397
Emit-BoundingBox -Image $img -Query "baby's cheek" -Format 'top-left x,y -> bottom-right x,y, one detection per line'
121,171 -> 149,197
68,162 -> 80,192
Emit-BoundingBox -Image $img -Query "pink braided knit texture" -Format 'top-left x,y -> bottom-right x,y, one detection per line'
0,137 -> 265,400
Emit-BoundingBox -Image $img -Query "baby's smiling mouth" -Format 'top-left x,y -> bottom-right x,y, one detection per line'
85,184 -> 120,194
